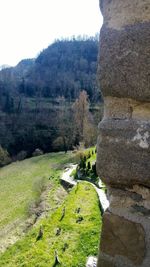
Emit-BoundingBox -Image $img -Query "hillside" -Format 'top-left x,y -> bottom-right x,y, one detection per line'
0,152 -> 102,266
0,37 -> 100,102
0,152 -> 77,252
0,37 -> 103,159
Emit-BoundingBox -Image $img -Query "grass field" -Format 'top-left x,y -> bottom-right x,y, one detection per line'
0,182 -> 101,267
0,152 -> 76,251
0,150 -> 102,266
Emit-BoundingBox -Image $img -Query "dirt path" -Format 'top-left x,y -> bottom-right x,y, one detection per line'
61,164 -> 109,267
61,164 -> 77,186
61,164 -> 109,212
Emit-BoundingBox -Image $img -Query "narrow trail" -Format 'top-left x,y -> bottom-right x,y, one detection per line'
61,164 -> 109,267
61,164 -> 109,212
61,164 -> 77,186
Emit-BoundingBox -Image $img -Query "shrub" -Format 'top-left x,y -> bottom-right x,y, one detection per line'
87,161 -> 91,170
74,151 -> 85,163
0,145 -> 11,167
15,150 -> 27,161
33,176 -> 47,198
27,176 -> 47,217
87,151 -> 91,159
79,158 -> 86,169
92,163 -> 97,176
71,167 -> 78,180
32,148 -> 43,157
27,198 -> 40,217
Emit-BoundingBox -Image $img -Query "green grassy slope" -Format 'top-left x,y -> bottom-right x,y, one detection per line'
0,182 -> 101,267
0,152 -> 75,248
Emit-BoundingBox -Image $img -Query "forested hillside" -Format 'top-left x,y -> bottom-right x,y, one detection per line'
0,37 -> 102,161
0,36 -> 100,101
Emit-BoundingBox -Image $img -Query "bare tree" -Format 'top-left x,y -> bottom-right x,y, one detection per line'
72,91 -> 97,146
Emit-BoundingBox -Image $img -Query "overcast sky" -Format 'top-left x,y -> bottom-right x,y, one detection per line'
0,0 -> 103,66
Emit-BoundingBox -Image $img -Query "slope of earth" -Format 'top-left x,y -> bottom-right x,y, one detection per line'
0,152 -> 76,252
0,182 -> 101,267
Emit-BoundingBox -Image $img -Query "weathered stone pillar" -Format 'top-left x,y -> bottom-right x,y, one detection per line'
96,1 -> 150,266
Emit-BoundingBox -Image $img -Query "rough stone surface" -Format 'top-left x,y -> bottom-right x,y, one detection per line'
100,213 -> 146,265
97,255 -> 115,267
97,0 -> 150,266
108,186 -> 150,216
104,97 -> 150,121
97,119 -> 150,187
131,185 -> 150,201
108,187 -> 142,209
100,0 -> 150,29
130,185 -> 150,211
98,23 -> 150,102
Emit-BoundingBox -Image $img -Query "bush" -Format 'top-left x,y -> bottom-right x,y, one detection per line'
87,151 -> 91,159
14,150 -> 27,161
32,148 -> 43,157
33,176 -> 47,199
74,151 -> 85,163
87,161 -> 91,170
71,167 -> 78,180
0,145 -> 11,167
92,163 -> 97,176
79,157 -> 86,169
52,136 -> 65,151
27,176 -> 47,217
27,199 -> 40,217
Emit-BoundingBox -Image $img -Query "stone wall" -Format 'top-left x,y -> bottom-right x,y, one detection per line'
96,1 -> 150,266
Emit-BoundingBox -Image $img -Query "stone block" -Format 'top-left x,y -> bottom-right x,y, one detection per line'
98,23 -> 150,102
100,0 -> 150,29
100,213 -> 146,265
96,119 -> 150,187
97,256 -> 115,267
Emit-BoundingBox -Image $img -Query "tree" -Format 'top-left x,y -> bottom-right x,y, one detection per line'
53,98 -> 75,152
3,93 -> 14,113
83,112 -> 97,147
72,90 -> 97,146
73,91 -> 89,140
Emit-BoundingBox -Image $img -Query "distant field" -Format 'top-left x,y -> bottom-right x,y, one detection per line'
0,182 -> 101,267
0,152 -> 75,251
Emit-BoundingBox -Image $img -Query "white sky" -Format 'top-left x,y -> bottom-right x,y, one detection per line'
0,0 -> 103,66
